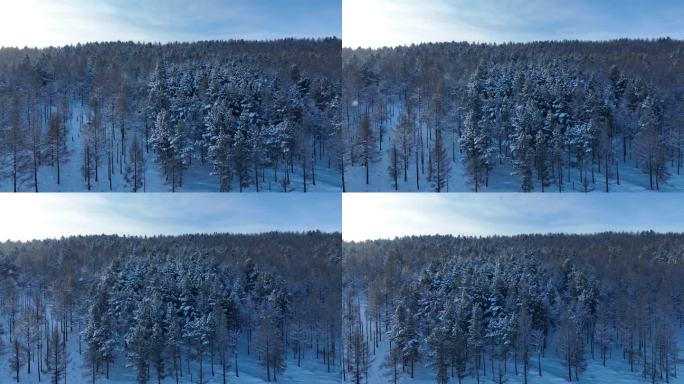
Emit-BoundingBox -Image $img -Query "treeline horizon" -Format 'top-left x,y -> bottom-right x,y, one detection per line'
0,229 -> 341,244
343,36 -> 683,50
1,36 -> 340,51
343,229 -> 684,243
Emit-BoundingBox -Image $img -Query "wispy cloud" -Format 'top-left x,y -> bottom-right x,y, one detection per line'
343,194 -> 684,241
0,194 -> 340,242
343,0 -> 684,48
0,0 -> 340,48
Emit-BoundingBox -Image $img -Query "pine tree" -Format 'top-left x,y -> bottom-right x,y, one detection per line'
149,109 -> 181,191
357,114 -> 378,185
531,328 -> 545,377
99,306 -> 117,379
17,307 -> 38,377
517,301 -> 533,384
535,129 -> 551,192
233,113 -> 251,192
183,313 -> 212,384
459,67 -> 495,191
249,119 -> 266,192
394,113 -> 414,182
205,105 -> 233,191
125,134 -> 145,192
386,303 -> 409,380
451,320 -> 468,383
115,81 -> 130,168
550,122 -> 565,191
256,310 -> 285,382
47,327 -> 68,384
147,60 -> 170,122
387,144 -> 399,191
212,302 -> 231,384
165,306 -> 182,384
566,121 -> 598,192
595,303 -> 612,367
430,128 -> 450,192
468,306 -> 484,383
635,95 -> 669,190
427,325 -> 451,384
511,104 -> 538,192
46,112 -> 69,185
150,322 -> 165,384
170,119 -> 191,189
82,289 -> 107,383
345,319 -> 370,384
82,95 -> 105,189
2,93 -> 29,192
127,300 -> 152,384
554,311 -> 583,382
9,339 -> 24,383
460,103 -> 484,191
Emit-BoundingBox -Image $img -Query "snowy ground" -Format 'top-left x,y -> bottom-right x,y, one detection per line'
0,317 -> 340,384
345,103 -> 684,192
358,299 -> 684,384
0,102 -> 341,192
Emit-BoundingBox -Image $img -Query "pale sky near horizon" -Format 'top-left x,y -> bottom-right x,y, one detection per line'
343,0 -> 684,48
0,0 -> 340,48
343,194 -> 684,241
0,194 -> 340,242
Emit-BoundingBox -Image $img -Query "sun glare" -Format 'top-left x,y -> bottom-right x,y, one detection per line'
0,0 -> 54,48
343,0 -> 396,48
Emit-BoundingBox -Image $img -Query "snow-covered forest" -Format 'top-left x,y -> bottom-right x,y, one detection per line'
0,232 -> 341,383
343,233 -> 684,383
342,39 -> 684,192
0,39 -> 341,192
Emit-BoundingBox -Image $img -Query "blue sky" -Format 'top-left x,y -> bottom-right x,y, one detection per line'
344,193 -> 684,241
344,0 -> 684,48
0,194 -> 340,241
0,0 -> 340,48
